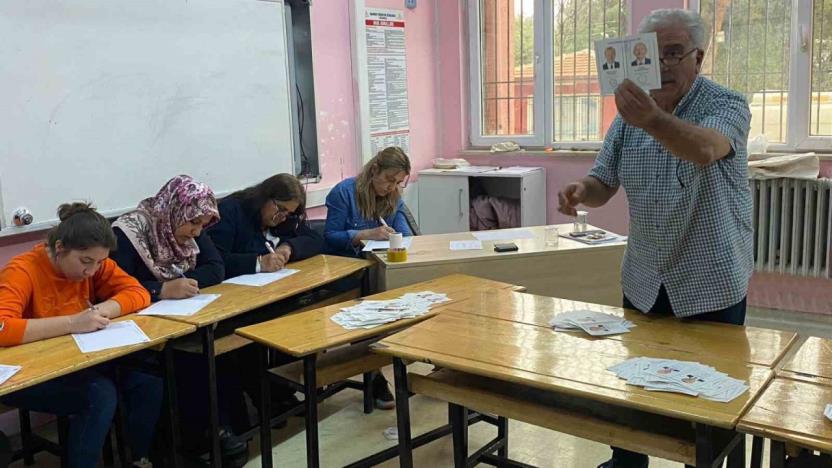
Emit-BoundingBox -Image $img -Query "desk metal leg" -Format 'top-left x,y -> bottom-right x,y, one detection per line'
770,440 -> 786,468
162,345 -> 181,468
259,346 -> 273,468
727,434 -> 745,468
448,404 -> 468,468
393,358 -> 413,468
694,424 -> 714,468
750,436 -> 764,468
18,409 -> 34,465
497,416 -> 509,458
303,354 -> 319,468
362,372 -> 374,414
202,326 -> 222,468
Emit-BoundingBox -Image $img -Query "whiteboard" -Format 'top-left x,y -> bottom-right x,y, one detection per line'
0,0 -> 295,233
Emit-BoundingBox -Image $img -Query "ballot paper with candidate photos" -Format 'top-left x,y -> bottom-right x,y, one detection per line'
549,309 -> 635,336
608,357 -> 749,403
330,291 -> 450,329
594,32 -> 662,95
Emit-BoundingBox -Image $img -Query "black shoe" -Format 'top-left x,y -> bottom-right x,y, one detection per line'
372,374 -> 395,410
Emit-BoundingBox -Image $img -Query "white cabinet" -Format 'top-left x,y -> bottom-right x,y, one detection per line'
417,174 -> 469,234
417,167 -> 546,234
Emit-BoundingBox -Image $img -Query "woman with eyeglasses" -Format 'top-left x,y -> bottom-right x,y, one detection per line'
208,173 -> 322,279
324,146 -> 412,258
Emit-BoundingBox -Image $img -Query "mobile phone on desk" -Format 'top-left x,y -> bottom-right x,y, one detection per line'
493,242 -> 519,252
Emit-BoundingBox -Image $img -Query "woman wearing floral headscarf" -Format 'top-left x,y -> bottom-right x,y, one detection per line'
112,176 -> 248,465
111,175 -> 224,300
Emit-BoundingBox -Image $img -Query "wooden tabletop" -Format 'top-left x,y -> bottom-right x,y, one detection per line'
0,315 -> 194,397
370,224 -> 626,269
779,336 -> 832,383
374,309 -> 773,429
235,274 -> 521,357
161,255 -> 371,328
441,289 -> 797,368
738,376 -> 832,453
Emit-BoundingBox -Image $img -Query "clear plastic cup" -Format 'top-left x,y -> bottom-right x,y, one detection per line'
544,226 -> 559,247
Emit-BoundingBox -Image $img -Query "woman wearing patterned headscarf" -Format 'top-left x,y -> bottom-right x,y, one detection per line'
112,175 -> 224,301
112,176 -> 249,464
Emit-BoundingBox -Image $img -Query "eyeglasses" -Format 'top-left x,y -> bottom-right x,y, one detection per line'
270,199 -> 295,216
659,48 -> 699,66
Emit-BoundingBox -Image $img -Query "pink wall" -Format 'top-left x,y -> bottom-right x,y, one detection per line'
306,0 -> 441,219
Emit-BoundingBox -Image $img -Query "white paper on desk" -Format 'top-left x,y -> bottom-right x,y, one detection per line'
0,364 -> 22,385
561,233 -> 627,245
362,237 -> 413,252
72,320 -> 150,353
472,229 -> 535,242
449,240 -> 483,251
494,166 -> 538,174
594,33 -> 661,95
223,269 -> 299,287
825,404 -> 832,422
138,294 -> 221,316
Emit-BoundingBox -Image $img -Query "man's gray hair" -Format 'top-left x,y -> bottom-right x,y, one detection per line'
638,9 -> 708,50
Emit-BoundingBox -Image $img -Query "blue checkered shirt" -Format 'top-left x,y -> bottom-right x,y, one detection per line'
589,76 -> 753,317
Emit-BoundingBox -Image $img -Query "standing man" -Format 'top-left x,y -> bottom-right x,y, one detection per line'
558,9 -> 753,468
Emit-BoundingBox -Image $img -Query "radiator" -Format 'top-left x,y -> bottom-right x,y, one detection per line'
750,178 -> 832,278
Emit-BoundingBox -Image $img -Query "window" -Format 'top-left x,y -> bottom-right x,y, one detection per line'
469,0 -> 628,148
469,0 -> 832,151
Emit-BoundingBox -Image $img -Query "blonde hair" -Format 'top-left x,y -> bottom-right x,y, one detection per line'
355,147 -> 411,219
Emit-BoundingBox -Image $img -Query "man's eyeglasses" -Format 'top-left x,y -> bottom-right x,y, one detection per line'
659,48 -> 699,66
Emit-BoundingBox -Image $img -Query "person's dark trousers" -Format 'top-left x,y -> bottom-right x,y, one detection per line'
1,366 -> 162,468
604,284 -> 747,468
174,351 -> 250,442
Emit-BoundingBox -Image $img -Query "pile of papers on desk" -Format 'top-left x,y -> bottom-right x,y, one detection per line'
331,291 -> 450,329
825,404 -> 832,422
550,310 -> 635,336
608,357 -> 749,403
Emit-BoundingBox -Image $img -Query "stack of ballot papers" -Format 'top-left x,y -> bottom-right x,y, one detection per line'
549,310 -> 635,336
608,357 -> 749,403
331,291 -> 450,329
825,404 -> 832,422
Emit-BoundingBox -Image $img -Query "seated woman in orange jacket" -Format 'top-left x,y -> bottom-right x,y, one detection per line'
0,203 -> 157,468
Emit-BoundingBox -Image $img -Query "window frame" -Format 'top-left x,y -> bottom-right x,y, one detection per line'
467,0 -> 832,151
467,0 -> 629,150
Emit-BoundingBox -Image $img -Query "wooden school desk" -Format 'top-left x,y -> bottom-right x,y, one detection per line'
739,336 -> 832,467
372,289 -> 797,468
158,254 -> 371,468
778,336 -> 832,384
368,224 -> 626,306
235,274 -> 522,468
0,315 -> 194,466
737,376 -> 832,468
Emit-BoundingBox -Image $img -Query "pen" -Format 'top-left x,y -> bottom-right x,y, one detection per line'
378,217 -> 389,228
265,242 -> 276,254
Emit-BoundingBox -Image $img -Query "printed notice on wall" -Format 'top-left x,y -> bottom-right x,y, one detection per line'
365,8 -> 410,154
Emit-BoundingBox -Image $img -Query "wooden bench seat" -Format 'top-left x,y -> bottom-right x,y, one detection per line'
409,368 -> 701,466
270,340 -> 390,388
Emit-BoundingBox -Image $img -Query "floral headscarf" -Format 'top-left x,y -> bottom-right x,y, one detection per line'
112,175 -> 219,281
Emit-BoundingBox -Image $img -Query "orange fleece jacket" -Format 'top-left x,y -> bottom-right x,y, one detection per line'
0,244 -> 151,346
